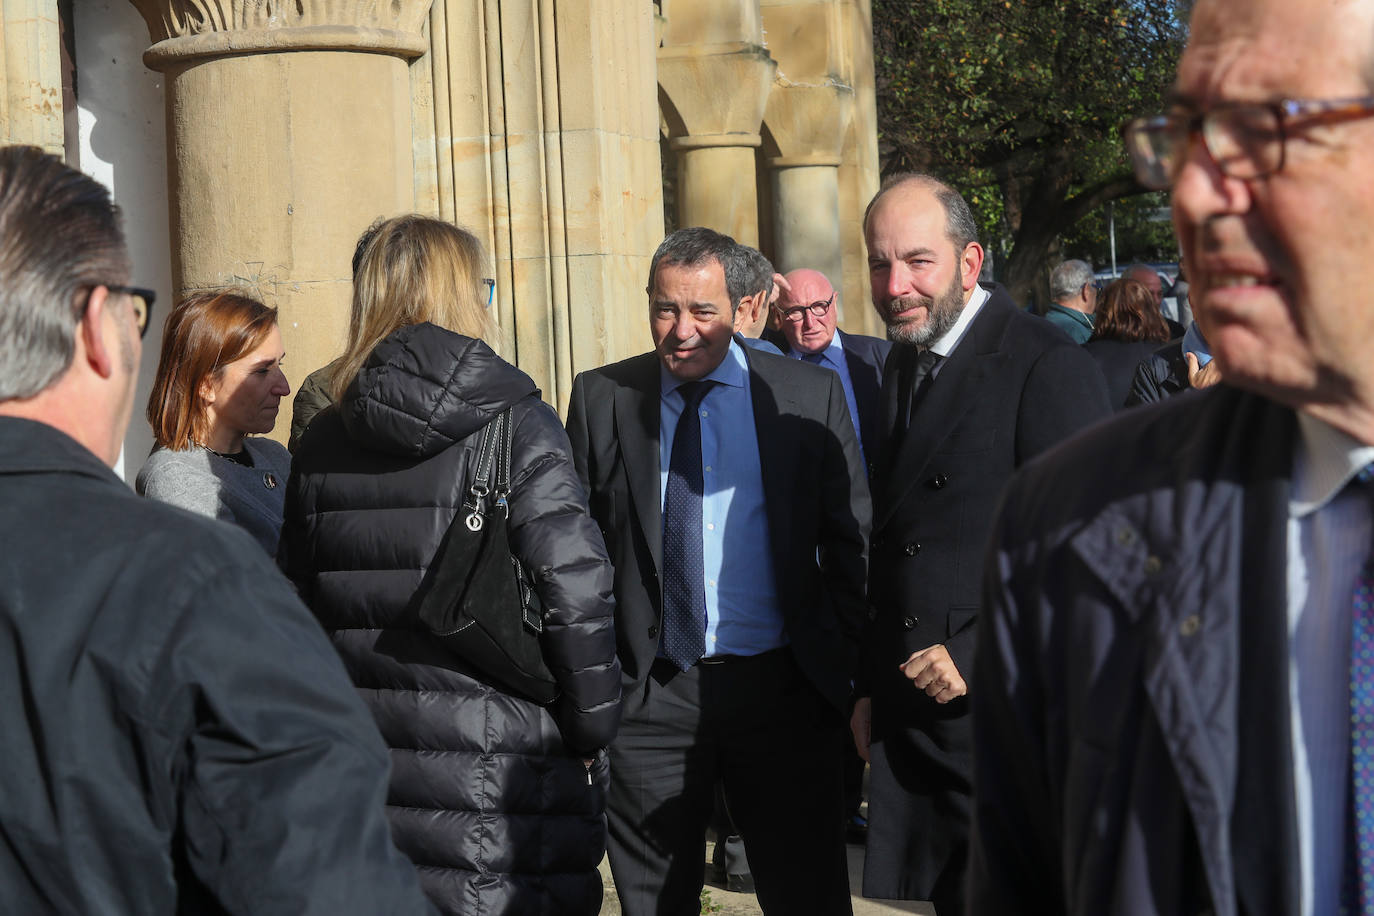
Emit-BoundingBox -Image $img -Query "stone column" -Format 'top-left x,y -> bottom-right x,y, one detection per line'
764,83 -> 851,308
126,1 -> 433,441
835,0 -> 882,336
0,0 -> 64,154
410,0 -> 662,407
658,40 -> 775,246
761,0 -> 880,334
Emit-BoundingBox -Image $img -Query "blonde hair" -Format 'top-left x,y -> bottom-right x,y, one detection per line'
330,214 -> 496,401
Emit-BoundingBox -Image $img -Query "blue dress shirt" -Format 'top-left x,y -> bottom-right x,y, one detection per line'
659,340 -> 785,658
789,332 -> 865,468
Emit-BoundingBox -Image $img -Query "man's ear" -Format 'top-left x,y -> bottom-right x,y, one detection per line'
734,293 -> 756,332
79,285 -> 116,380
960,243 -> 985,292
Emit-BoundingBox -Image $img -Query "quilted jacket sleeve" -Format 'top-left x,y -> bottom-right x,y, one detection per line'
505,396 -> 622,755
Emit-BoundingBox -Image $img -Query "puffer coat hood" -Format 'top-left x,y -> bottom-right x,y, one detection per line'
280,322 -> 621,916
339,322 -> 537,458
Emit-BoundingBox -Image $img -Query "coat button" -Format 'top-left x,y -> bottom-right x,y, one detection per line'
647,624 -> 658,638
903,542 -> 920,556
1144,555 -> 1163,576
1179,614 -> 1200,637
902,616 -> 918,630
930,474 -> 948,489
871,536 -> 885,550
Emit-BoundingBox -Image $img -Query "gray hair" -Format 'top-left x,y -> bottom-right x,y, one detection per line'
0,146 -> 129,401
648,227 -> 750,309
732,245 -> 775,300
1050,259 -> 1095,302
863,172 -> 980,251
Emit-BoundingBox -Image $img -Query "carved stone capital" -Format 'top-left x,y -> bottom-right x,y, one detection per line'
658,43 -> 777,141
763,81 -> 853,165
127,0 -> 435,69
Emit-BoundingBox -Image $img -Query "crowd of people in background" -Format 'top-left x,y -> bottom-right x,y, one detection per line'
3,0 -> 1374,913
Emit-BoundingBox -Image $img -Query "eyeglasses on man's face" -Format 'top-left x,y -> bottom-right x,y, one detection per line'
99,284 -> 156,338
777,292 -> 835,323
1121,95 -> 1374,191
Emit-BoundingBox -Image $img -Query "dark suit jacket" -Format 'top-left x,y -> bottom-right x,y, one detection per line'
861,282 -> 1112,898
1083,337 -> 1164,411
835,330 -> 892,472
971,387 -> 1298,916
1125,337 -> 1191,406
565,346 -> 872,715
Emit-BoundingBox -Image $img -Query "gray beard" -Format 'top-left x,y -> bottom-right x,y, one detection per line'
883,273 -> 966,349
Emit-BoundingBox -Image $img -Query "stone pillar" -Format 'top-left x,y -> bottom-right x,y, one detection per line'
411,0 -> 663,406
658,34 -> 775,246
761,0 -> 880,335
126,1 -> 433,441
764,82 -> 850,310
835,0 -> 882,336
0,0 -> 64,154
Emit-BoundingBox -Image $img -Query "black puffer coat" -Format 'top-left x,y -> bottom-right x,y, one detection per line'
279,322 -> 621,916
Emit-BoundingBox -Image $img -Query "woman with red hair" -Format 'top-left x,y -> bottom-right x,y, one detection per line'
137,290 -> 292,553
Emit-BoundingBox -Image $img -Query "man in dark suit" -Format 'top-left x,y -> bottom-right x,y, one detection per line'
776,268 -> 891,477
566,226 -> 871,915
971,1 -> 1374,912
851,173 -> 1110,915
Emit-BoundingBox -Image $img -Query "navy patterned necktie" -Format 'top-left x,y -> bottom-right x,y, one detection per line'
661,380 -> 714,671
1347,464 -> 1374,913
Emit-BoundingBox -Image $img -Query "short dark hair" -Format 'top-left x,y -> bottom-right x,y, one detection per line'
863,172 -> 980,251
647,227 -> 750,309
733,245 -> 775,300
0,146 -> 130,400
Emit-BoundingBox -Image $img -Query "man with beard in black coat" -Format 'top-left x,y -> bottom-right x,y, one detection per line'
851,173 -> 1110,915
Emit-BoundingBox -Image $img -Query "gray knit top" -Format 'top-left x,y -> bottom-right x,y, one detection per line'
136,437 -> 293,556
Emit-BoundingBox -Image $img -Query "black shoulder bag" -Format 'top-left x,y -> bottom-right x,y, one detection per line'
416,407 -> 559,704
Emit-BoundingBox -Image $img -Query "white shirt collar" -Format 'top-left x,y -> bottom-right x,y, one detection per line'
930,284 -> 990,358
1290,410 -> 1374,517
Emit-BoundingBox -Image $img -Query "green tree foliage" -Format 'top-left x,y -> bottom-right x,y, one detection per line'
872,0 -> 1187,304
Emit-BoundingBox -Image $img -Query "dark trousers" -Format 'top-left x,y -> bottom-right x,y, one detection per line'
606,648 -> 852,916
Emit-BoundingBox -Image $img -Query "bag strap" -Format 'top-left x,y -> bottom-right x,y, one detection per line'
463,407 -> 512,532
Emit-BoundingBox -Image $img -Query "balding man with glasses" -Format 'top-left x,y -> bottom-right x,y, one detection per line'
969,1 -> 1374,914
775,268 -> 891,476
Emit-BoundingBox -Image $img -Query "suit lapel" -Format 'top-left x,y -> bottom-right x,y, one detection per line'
747,351 -> 800,569
613,358 -> 664,577
1230,402 -> 1300,916
874,292 -> 1012,529
841,331 -> 882,451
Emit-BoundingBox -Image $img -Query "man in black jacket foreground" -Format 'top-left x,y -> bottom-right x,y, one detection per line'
0,147 -> 433,914
971,0 -> 1374,913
